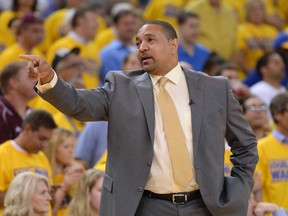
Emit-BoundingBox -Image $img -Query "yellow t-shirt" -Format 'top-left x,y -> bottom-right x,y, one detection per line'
224,147 -> 233,176
0,140 -> 53,215
185,0 -> 238,59
0,43 -> 44,72
0,10 -> 19,50
46,35 -> 100,89
39,9 -> 107,53
53,112 -> 85,138
93,150 -> 107,172
143,0 -> 185,29
236,22 -> 278,70
256,134 -> 288,210
29,95 -> 60,116
93,27 -> 115,54
224,0 -> 246,23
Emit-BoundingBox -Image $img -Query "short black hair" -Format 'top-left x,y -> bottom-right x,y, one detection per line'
144,20 -> 178,40
202,52 -> 227,75
270,93 -> 288,124
71,5 -> 97,28
214,62 -> 238,76
177,11 -> 199,25
0,61 -> 27,94
12,0 -> 37,12
112,9 -> 138,25
239,95 -> 259,113
255,51 -> 277,77
22,110 -> 57,131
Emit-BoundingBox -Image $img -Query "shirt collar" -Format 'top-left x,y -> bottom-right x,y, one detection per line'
68,31 -> 89,44
11,140 -> 27,153
150,63 -> 182,88
272,129 -> 288,144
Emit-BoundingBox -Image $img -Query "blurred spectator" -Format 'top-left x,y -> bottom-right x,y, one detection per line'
40,0 -> 107,53
177,11 -> 210,71
99,8 -> 139,85
93,3 -> 138,55
247,193 -> 288,216
224,95 -> 270,177
3,172 -> 51,216
36,47 -> 83,104
75,121 -> 108,169
256,93 -> 288,210
263,0 -> 286,30
215,63 -> 251,100
234,0 -> 278,76
0,110 -> 57,214
0,0 -> 38,52
68,169 -> 104,216
143,0 -> 186,29
46,5 -> 101,89
202,52 -> 227,76
44,128 -> 83,216
34,47 -> 86,136
239,95 -> 270,139
122,52 -> 141,71
39,0 -> 90,52
0,62 -> 36,144
185,0 -> 238,60
250,51 -> 286,108
244,30 -> 288,87
0,13 -> 45,71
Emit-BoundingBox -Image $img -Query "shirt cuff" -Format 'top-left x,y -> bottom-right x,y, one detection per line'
36,71 -> 58,93
273,208 -> 288,216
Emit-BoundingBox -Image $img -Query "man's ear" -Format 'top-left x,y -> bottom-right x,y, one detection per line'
22,124 -> 32,134
170,38 -> 178,53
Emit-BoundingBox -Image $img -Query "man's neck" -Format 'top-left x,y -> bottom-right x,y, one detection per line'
18,40 -> 33,53
253,128 -> 266,140
69,30 -> 90,44
264,78 -> 282,89
14,134 -> 27,151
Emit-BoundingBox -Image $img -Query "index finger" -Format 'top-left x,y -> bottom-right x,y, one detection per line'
19,54 -> 39,61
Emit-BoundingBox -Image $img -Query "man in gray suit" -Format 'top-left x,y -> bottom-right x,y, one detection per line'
21,20 -> 258,216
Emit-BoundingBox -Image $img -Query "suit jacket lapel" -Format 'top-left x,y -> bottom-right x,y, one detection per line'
134,72 -> 155,145
183,69 -> 204,155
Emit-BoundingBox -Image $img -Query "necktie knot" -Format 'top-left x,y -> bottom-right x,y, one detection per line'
158,77 -> 169,88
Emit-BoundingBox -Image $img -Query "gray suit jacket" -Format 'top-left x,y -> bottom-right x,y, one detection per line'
40,68 -> 258,216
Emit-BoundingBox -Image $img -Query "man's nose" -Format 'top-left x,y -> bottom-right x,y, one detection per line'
139,41 -> 148,52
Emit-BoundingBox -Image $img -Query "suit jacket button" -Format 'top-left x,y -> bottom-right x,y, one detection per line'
138,187 -> 143,192
147,161 -> 152,167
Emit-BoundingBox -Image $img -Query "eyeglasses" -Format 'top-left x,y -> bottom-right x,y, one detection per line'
246,104 -> 267,112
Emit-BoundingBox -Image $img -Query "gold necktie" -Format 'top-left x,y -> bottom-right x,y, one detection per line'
156,77 -> 193,188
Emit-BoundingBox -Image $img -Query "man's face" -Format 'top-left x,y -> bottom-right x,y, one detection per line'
21,23 -> 44,47
136,24 -> 178,75
244,97 -> 268,130
24,126 -> 54,153
81,11 -> 99,40
56,54 -> 85,88
274,103 -> 288,134
265,53 -> 285,81
14,67 -> 37,100
116,13 -> 139,42
179,17 -> 199,45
